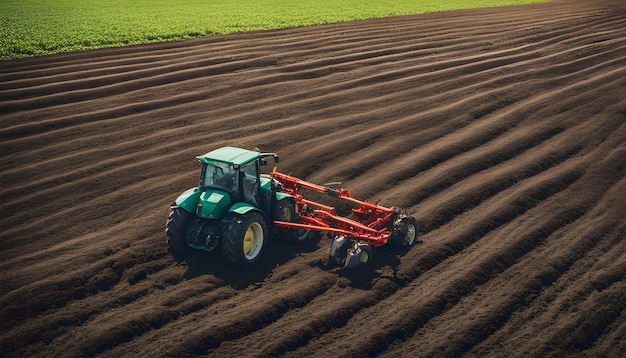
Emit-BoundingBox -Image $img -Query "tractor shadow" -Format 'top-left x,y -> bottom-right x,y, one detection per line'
179,235 -> 321,289
176,235 -> 422,291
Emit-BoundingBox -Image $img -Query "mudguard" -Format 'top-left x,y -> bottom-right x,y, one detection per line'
229,202 -> 264,216
275,192 -> 292,201
174,187 -> 201,214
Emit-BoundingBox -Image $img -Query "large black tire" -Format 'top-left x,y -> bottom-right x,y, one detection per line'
390,216 -> 418,249
273,198 -> 310,244
221,211 -> 268,268
166,205 -> 193,254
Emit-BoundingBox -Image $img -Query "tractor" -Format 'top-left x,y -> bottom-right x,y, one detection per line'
166,146 -> 418,268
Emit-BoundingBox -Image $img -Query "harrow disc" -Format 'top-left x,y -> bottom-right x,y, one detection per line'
329,235 -> 351,265
344,243 -> 373,269
330,236 -> 374,268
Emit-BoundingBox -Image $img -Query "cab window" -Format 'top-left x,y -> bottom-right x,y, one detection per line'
200,163 -> 238,193
241,161 -> 259,206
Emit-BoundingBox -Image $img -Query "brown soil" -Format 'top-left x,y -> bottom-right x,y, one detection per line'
1,0 -> 625,356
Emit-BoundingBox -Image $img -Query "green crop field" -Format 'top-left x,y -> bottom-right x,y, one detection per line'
0,0 -> 548,60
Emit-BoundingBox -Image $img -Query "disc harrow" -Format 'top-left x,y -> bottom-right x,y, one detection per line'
270,168 -> 418,268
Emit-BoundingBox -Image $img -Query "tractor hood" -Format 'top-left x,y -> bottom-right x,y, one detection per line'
175,187 -> 232,219
196,190 -> 232,219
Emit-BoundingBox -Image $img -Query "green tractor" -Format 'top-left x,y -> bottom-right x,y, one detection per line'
167,146 -> 419,269
166,146 -> 302,268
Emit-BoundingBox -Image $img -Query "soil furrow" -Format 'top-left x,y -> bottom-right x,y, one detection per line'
1,1 -> 624,357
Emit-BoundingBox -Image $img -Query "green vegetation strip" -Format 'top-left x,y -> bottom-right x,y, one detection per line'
1,0 -> 548,60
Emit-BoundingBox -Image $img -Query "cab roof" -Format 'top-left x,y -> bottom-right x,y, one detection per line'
196,146 -> 259,166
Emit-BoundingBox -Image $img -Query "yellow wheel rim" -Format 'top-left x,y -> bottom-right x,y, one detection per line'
281,205 -> 293,221
405,223 -> 416,245
359,250 -> 369,263
243,222 -> 264,260
243,226 -> 254,255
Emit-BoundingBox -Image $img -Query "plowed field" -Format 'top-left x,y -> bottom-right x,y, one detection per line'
1,0 -> 625,356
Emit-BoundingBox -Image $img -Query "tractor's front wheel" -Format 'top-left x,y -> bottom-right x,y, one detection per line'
166,205 -> 192,254
221,211 -> 268,268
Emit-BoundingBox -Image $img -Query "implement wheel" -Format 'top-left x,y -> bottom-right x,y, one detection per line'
344,243 -> 373,269
329,235 -> 351,266
390,216 -> 418,249
221,211 -> 267,268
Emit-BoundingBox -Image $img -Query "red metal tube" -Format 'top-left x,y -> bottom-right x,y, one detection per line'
271,168 -> 398,248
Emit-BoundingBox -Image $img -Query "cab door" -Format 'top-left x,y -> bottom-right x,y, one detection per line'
241,160 -> 261,209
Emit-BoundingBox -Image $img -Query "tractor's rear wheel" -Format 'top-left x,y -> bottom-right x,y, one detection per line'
166,205 -> 192,254
221,211 -> 267,268
274,198 -> 309,244
390,216 -> 418,249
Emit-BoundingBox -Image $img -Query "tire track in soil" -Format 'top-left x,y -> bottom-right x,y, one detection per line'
1,0 -> 625,357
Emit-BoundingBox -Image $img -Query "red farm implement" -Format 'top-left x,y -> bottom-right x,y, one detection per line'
271,169 -> 418,268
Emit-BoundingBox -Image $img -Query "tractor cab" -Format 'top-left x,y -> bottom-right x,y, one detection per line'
196,146 -> 279,215
168,147 -> 283,267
